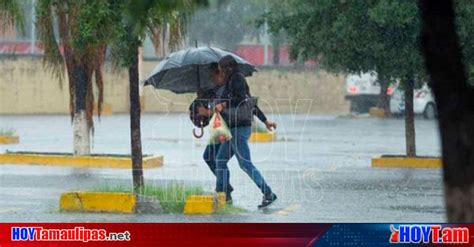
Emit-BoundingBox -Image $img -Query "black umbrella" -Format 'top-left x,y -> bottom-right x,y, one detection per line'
143,46 -> 256,94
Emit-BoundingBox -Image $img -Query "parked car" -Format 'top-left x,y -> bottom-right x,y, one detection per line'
389,84 -> 437,119
345,72 -> 394,113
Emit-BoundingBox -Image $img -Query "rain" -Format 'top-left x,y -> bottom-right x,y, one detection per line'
1,0 -> 472,223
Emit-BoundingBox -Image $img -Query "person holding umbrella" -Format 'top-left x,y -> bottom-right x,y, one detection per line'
144,47 -> 276,208
198,63 -> 277,205
201,56 -> 278,209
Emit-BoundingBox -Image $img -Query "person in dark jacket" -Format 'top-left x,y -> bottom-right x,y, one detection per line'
213,56 -> 278,209
198,63 -> 276,204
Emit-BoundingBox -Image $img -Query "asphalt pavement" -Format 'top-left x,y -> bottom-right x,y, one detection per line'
0,113 -> 444,222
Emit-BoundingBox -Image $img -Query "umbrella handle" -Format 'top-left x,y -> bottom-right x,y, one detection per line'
193,121 -> 204,139
193,127 -> 204,138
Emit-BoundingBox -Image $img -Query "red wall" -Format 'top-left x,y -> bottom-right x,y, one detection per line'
0,41 -> 314,67
234,44 -> 292,66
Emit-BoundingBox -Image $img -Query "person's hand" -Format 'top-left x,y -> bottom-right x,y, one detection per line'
197,106 -> 211,117
214,103 -> 226,113
264,120 -> 277,131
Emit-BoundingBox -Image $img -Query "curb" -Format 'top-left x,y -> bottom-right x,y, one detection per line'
60,191 -> 229,215
0,152 -> 163,169
0,136 -> 19,144
184,193 -> 226,215
369,107 -> 386,118
372,156 -> 441,168
249,132 -> 276,142
60,192 -> 136,213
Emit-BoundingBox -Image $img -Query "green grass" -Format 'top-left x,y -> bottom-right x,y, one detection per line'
93,184 -> 247,214
141,184 -> 204,213
94,183 -> 204,214
0,128 -> 16,136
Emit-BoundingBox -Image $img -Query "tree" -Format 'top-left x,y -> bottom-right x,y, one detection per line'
420,0 -> 474,222
148,2 -> 191,56
266,0 -> 429,157
36,0 -> 119,155
270,31 -> 285,65
111,0 -> 206,192
0,0 -> 24,32
187,0 -> 264,50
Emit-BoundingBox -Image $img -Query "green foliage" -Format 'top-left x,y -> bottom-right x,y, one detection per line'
0,0 -> 24,33
111,0 -> 207,67
187,0 -> 265,50
141,184 -> 203,213
95,183 -> 204,213
266,0 -> 474,86
455,0 -> 474,85
36,0 -> 64,81
73,0 -> 122,50
0,128 -> 15,136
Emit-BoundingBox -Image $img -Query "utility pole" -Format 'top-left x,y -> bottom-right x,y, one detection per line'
30,0 -> 36,54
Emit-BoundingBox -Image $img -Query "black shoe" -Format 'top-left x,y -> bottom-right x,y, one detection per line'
258,193 -> 277,209
226,193 -> 233,204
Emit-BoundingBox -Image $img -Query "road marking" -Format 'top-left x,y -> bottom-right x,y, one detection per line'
275,204 -> 301,215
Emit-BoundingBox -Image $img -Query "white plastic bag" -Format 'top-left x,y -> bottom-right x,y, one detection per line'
209,113 -> 232,144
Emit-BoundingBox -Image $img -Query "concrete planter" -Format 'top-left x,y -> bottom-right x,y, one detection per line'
249,132 -> 276,142
60,191 -> 230,215
372,155 -> 441,168
60,192 -> 162,214
0,152 -> 163,169
183,192 -> 226,215
369,107 -> 386,118
0,136 -> 19,144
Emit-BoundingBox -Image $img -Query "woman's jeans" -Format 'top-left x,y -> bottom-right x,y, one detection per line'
215,126 -> 273,196
203,143 -> 234,194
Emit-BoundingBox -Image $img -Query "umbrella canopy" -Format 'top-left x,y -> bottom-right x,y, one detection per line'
143,47 -> 257,94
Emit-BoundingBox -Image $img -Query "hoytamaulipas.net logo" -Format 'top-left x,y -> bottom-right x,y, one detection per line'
11,226 -> 131,242
390,224 -> 469,244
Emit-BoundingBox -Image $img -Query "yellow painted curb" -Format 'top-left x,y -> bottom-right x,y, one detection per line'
60,192 -> 136,213
0,136 -> 19,144
369,107 -> 386,118
0,153 -> 163,169
249,132 -> 276,142
184,195 -> 217,214
372,156 -> 441,168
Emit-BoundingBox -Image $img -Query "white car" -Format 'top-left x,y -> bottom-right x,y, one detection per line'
389,84 -> 437,119
345,72 -> 395,113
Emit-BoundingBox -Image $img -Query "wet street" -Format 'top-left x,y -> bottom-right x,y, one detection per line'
0,114 -> 444,222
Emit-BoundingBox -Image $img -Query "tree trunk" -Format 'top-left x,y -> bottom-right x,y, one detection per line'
377,75 -> 391,116
72,65 -> 90,155
420,0 -> 474,222
272,44 -> 280,65
404,78 -> 416,157
129,46 -> 144,193
271,33 -> 282,65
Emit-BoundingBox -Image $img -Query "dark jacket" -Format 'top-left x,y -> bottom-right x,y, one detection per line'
220,71 -> 264,127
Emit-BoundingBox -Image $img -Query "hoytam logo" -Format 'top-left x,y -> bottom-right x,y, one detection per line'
11,227 -> 131,242
390,224 -> 469,244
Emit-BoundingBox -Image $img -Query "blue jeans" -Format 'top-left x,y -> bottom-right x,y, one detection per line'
215,126 -> 273,196
203,143 -> 234,193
